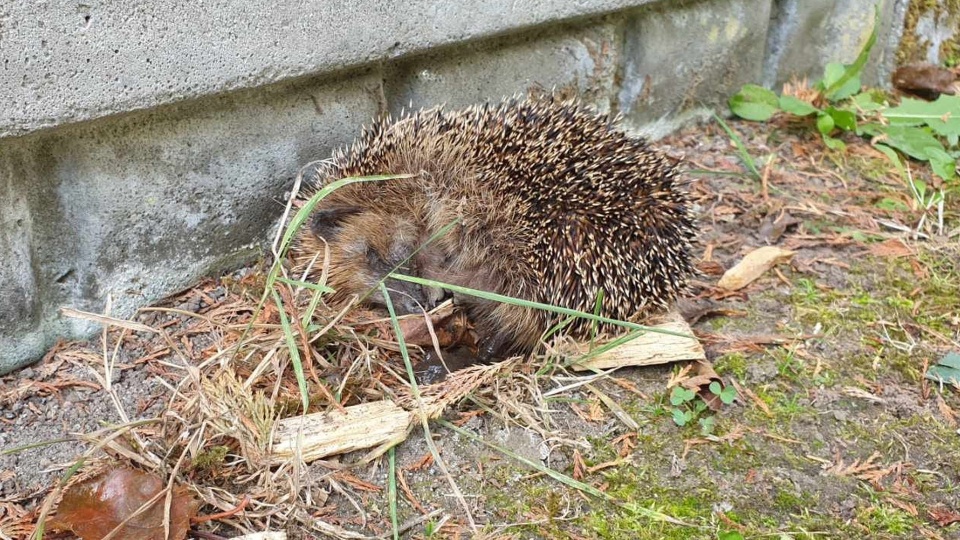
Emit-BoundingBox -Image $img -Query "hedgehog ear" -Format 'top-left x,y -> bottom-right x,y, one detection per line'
309,206 -> 362,240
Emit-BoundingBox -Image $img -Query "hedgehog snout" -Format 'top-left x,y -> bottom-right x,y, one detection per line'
383,278 -> 443,315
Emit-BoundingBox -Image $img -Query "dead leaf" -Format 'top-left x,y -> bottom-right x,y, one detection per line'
572,449 -> 586,481
885,497 -> 918,517
759,209 -> 801,244
50,467 -> 198,540
680,360 -> 720,391
393,302 -> 460,347
867,238 -> 914,259
824,451 -> 898,485
682,426 -> 746,458
332,471 -> 382,493
696,260 -> 726,276
677,298 -> 744,325
936,394 -> 958,428
929,505 -> 960,527
717,246 -> 795,291
397,469 -> 425,514
407,453 -> 434,471
0,500 -> 33,540
677,361 -> 732,412
612,433 -> 637,458
732,380 -> 772,417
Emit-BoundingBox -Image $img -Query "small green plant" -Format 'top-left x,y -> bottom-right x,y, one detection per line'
669,382 -> 736,434
727,5 -> 959,217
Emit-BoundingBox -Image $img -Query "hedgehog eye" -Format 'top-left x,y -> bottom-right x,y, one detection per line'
365,246 -> 384,267
310,206 -> 363,240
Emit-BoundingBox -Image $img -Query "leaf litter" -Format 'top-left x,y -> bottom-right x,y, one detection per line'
1,111 -> 960,538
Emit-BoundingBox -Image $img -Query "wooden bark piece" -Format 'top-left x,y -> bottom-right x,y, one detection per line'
717,246 -> 795,291
570,317 -> 705,371
270,401 -> 411,465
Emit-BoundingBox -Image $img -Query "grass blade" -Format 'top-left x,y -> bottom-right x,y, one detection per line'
389,273 -> 694,339
713,112 -> 761,180
271,288 -> 310,411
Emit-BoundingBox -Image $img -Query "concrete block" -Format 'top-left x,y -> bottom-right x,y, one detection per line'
0,71 -> 382,373
386,21 -> 620,114
617,0 -> 773,137
762,0 -> 910,89
0,0 -> 661,138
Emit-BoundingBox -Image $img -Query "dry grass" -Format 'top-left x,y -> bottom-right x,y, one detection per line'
19,171 -> 670,539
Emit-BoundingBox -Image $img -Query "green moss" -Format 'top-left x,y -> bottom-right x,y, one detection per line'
897,0 -> 960,66
773,486 -> 818,513
858,503 -> 921,534
191,445 -> 229,472
714,353 -> 749,380
712,439 -> 764,473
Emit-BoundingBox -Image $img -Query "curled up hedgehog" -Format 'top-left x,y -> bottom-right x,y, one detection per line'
292,96 -> 695,362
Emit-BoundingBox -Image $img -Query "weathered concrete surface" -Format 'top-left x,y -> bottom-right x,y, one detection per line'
0,71 -> 382,368
617,0 -> 773,137
386,22 -> 620,114
0,0 -> 660,138
762,0 -> 910,89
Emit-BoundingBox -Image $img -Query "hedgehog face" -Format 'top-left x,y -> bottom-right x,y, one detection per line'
309,206 -> 445,315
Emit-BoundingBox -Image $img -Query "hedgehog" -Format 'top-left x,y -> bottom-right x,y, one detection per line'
291,96 -> 695,361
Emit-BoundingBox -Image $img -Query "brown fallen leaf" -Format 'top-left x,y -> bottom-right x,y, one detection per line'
679,360 -> 729,412
357,301 -> 468,348
717,246 -> 795,291
929,505 -> 960,527
866,238 -> 914,259
696,260 -> 726,276
679,360 -> 720,391
572,449 -> 586,481
892,63 -> 960,100
759,209 -> 802,244
50,467 -> 199,540
885,497 -> 918,517
677,298 -> 745,326
682,425 -> 746,458
936,394 -> 958,428
823,450 -> 898,485
732,380 -> 772,417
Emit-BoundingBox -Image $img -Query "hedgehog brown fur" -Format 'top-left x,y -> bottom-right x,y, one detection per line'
292,96 -> 695,360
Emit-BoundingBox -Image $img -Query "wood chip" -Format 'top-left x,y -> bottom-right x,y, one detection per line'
570,315 -> 704,371
717,246 -> 795,291
270,401 -> 411,465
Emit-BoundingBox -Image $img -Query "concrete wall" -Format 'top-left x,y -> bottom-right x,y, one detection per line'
0,0 -> 908,373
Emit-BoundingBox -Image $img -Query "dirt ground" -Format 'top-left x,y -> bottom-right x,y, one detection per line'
2,116 -> 959,540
